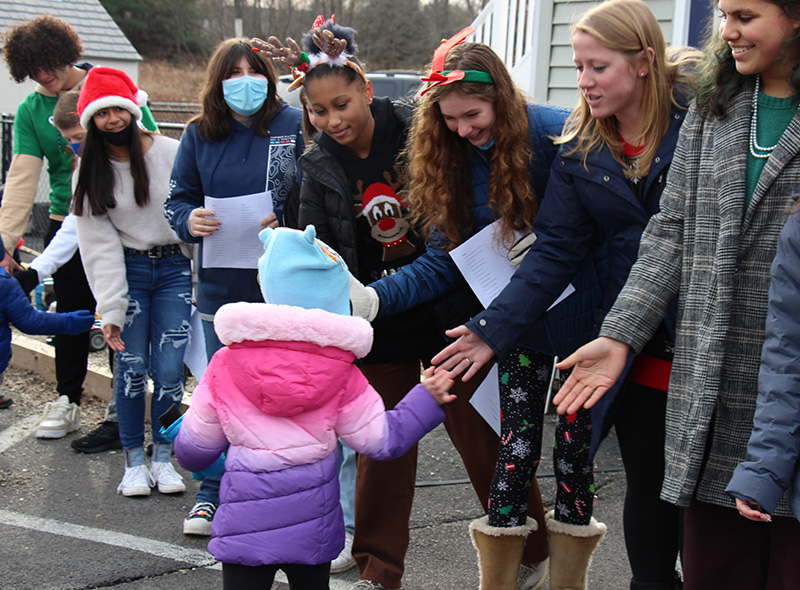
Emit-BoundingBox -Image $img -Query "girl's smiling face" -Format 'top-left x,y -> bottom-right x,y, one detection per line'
437,91 -> 497,147
92,106 -> 132,133
304,74 -> 375,158
718,0 -> 800,96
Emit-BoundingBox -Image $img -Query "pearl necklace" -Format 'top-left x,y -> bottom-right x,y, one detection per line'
750,76 -> 778,159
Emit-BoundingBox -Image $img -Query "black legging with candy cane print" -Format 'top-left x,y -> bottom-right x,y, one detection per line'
488,345 -> 595,528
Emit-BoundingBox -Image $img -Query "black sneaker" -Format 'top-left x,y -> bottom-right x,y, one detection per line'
0,395 -> 12,409
183,502 -> 217,536
71,421 -> 122,453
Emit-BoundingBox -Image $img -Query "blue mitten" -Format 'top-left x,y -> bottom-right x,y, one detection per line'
160,413 -> 183,442
62,310 -> 95,334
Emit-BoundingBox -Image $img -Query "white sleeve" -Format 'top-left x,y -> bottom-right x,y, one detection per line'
75,210 -> 128,329
29,214 -> 79,279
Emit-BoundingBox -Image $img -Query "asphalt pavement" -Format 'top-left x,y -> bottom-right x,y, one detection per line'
0,376 -> 635,590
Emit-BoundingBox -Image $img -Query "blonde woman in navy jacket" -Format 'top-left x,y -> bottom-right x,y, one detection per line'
433,2 -> 699,588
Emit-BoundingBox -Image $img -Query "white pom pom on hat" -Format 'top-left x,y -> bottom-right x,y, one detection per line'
77,66 -> 149,129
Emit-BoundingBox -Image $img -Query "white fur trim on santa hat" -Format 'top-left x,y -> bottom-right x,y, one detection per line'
80,96 -> 142,129
78,66 -> 148,129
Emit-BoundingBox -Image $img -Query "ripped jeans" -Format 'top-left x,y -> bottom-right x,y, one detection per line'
115,251 -> 192,450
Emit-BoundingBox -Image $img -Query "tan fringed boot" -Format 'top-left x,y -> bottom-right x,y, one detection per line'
469,515 -> 536,590
546,510 -> 607,590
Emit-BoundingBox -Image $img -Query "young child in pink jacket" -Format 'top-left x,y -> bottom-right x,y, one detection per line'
174,225 -> 454,590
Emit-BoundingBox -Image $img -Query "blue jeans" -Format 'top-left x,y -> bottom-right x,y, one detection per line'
338,439 -> 356,532
115,252 -> 192,450
197,317 -> 225,505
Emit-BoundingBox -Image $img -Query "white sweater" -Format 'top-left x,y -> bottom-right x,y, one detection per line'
76,134 -> 191,329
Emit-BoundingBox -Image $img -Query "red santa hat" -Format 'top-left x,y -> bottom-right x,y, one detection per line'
361,182 -> 406,213
77,66 -> 149,129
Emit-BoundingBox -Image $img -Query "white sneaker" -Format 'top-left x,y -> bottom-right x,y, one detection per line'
150,461 -> 186,494
517,557 -> 549,590
117,464 -> 154,496
35,395 -> 81,438
331,530 -> 356,573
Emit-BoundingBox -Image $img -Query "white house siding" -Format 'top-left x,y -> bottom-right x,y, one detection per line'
0,0 -> 142,115
471,0 -> 684,108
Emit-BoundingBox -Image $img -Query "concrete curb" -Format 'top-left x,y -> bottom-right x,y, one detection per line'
11,333 -> 112,402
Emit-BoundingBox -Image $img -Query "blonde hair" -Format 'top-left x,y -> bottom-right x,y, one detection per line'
558,0 -> 700,176
404,42 -> 537,251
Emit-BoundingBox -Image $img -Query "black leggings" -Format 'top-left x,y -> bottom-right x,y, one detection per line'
222,562 -> 330,590
614,381 -> 683,585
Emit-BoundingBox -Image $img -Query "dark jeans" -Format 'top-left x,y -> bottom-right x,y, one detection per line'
222,561 -> 330,590
45,218 -> 95,405
683,498 -> 800,590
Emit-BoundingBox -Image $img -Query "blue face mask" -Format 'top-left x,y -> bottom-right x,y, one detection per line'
68,141 -> 83,156
222,75 -> 269,116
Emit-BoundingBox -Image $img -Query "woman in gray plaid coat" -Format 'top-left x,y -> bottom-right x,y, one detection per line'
553,0 -> 800,587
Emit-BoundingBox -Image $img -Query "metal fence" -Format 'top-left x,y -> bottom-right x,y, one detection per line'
0,102 -> 197,253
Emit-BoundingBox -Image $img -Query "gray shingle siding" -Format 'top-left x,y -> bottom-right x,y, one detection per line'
0,0 -> 141,61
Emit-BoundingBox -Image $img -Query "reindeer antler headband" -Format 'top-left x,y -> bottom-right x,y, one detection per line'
418,27 -> 494,97
251,15 -> 367,92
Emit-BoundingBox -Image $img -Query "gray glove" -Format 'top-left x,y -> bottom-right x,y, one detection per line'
349,273 -> 380,321
508,231 -> 537,266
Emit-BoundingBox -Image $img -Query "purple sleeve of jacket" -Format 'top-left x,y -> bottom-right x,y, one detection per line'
338,383 -> 446,461
174,377 -> 227,473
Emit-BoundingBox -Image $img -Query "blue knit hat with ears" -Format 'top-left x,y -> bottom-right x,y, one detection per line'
258,225 -> 350,316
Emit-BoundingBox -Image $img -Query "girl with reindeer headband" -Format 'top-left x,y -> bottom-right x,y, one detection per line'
256,18 -> 553,590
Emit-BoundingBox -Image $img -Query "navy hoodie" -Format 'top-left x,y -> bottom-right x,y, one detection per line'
166,104 -> 303,316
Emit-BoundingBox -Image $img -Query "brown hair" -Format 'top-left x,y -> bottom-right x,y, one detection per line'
404,42 -> 536,251
2,16 -> 82,83
191,38 -> 280,142
52,90 -> 81,130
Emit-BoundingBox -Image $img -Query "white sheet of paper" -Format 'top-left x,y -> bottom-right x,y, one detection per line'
202,192 -> 272,269
450,220 -> 576,431
183,306 -> 208,380
448,220 -> 575,310
470,364 -> 501,436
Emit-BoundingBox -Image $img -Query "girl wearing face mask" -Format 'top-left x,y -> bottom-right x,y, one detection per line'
72,67 -> 192,498
165,38 -> 303,536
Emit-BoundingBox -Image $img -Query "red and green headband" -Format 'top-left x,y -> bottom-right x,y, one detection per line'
419,27 -> 494,97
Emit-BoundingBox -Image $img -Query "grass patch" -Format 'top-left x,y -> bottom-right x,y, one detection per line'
139,60 -> 207,103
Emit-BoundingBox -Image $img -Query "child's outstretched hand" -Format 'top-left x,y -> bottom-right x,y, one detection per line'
422,366 -> 456,405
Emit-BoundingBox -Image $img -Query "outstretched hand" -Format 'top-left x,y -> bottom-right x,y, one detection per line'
552,337 -> 629,414
422,366 -> 456,405
431,325 -> 495,382
103,324 -> 125,352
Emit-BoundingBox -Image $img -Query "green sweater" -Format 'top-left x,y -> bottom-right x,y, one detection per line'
13,91 -> 74,217
746,93 -> 797,211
